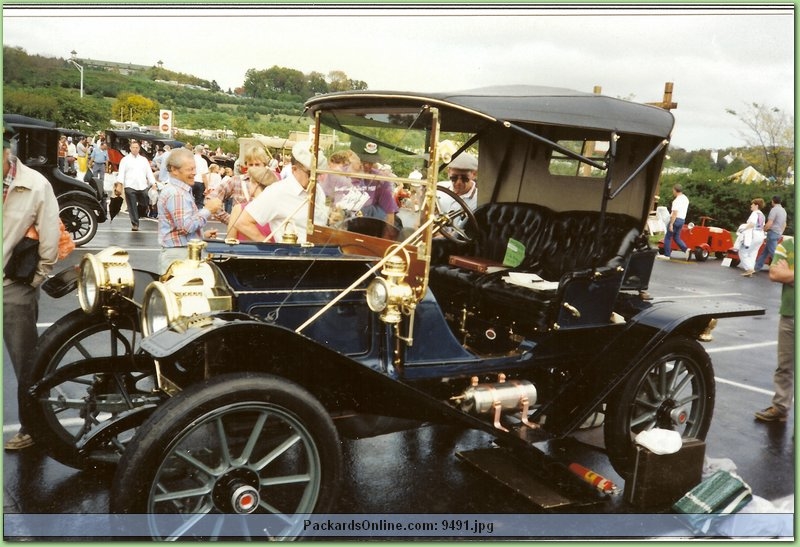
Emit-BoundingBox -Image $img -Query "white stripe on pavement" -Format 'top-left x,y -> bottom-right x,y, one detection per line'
706,341 -> 777,353
714,376 -> 774,396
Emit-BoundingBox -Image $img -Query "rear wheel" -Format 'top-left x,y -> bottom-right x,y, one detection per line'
604,336 -> 714,479
60,200 -> 98,246
111,373 -> 343,540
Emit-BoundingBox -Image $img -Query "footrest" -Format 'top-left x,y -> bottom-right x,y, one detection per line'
457,447 -> 602,510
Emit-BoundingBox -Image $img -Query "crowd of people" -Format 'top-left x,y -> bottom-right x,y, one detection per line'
654,184 -> 794,426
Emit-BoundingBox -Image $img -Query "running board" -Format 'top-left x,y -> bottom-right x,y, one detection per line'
457,447 -> 604,510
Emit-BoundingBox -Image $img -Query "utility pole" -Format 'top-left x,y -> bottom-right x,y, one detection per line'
68,50 -> 84,98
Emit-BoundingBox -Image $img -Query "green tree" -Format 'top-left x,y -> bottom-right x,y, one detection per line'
111,93 -> 159,125
726,103 -> 794,183
230,116 -> 251,138
327,70 -> 350,92
306,71 -> 329,95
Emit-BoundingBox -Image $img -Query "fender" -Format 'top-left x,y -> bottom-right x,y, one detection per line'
539,298 -> 765,435
58,190 -> 107,222
140,313 -> 519,432
27,354 -> 155,398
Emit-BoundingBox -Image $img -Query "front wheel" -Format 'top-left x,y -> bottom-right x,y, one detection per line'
20,309 -> 159,470
60,200 -> 98,246
111,373 -> 343,540
604,336 -> 714,479
693,246 -> 709,261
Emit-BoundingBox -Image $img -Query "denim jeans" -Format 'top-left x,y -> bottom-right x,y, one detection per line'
755,230 -> 781,271
663,218 -> 687,257
91,162 -> 106,185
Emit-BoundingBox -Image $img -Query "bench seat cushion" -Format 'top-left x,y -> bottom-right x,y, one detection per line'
429,202 -> 640,332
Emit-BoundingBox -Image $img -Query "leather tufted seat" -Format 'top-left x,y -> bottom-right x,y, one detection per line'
429,202 -> 640,332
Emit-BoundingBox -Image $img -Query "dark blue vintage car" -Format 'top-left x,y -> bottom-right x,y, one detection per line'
23,86 -> 763,539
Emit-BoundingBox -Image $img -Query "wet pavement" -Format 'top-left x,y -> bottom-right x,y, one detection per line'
3,215 -> 794,539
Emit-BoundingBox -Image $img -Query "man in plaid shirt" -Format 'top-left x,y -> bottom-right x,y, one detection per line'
157,148 -> 222,274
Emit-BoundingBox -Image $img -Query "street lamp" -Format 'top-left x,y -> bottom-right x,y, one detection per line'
68,50 -> 84,98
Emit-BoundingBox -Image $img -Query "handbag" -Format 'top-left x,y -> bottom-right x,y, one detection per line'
5,236 -> 40,284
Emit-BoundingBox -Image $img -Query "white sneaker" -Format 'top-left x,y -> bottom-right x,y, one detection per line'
656,255 -> 670,260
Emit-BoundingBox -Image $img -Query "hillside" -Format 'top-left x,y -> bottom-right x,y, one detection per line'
2,46 -> 314,151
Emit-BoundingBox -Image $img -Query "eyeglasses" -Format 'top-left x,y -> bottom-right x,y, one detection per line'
449,174 -> 471,183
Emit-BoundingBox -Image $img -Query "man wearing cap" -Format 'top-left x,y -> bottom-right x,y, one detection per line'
3,135 -> 60,450
437,153 -> 479,225
234,141 -> 329,243
349,140 -> 399,231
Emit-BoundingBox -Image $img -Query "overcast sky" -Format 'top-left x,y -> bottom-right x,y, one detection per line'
3,4 -> 794,151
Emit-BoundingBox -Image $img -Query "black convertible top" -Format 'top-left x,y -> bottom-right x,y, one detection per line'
305,85 -> 674,138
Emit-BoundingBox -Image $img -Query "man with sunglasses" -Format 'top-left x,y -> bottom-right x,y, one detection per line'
438,153 -> 479,226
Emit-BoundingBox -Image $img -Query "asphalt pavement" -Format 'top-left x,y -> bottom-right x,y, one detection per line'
2,214 -> 794,540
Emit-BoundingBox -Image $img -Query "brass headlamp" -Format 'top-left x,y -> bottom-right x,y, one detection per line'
366,254 -> 414,324
77,247 -> 134,314
142,240 -> 232,336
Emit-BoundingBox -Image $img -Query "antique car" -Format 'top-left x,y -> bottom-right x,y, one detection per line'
657,215 -> 735,261
4,114 -> 107,245
105,129 -> 184,172
23,86 -> 763,539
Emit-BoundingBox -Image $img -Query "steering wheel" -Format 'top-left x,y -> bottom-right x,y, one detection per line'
435,186 -> 479,244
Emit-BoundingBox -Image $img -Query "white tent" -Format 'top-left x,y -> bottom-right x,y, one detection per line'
728,165 -> 767,184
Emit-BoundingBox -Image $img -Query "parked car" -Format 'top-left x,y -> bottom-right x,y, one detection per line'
658,216 -> 735,261
24,86 -> 763,539
4,114 -> 107,245
105,129 -> 183,172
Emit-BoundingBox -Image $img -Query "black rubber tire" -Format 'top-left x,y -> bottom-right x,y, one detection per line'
59,199 -> 98,246
20,308 -> 154,470
693,247 -> 709,261
110,373 -> 343,540
715,252 -> 726,260
604,336 -> 715,479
